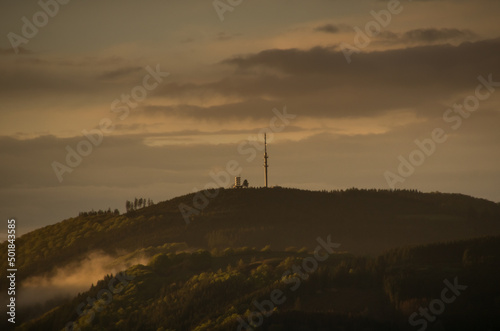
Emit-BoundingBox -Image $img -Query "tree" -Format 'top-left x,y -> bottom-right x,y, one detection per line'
243,179 -> 249,188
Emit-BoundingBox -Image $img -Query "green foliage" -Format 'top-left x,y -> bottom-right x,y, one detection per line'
13,236 -> 500,331
261,245 -> 272,253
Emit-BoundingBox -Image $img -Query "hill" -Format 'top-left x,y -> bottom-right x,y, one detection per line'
1,187 -> 500,330
2,188 -> 500,290
16,235 -> 500,330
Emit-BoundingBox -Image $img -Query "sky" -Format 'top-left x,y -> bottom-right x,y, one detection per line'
0,0 -> 499,235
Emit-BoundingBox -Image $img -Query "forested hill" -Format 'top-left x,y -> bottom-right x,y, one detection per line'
1,188 -> 500,330
18,233 -> 500,331
2,188 -> 500,289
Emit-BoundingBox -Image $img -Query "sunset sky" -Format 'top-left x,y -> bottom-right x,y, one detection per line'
1,0 -> 499,235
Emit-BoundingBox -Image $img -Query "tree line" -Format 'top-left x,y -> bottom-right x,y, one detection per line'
78,208 -> 119,217
125,197 -> 154,212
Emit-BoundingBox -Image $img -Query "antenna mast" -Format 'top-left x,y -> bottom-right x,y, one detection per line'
264,133 -> 269,188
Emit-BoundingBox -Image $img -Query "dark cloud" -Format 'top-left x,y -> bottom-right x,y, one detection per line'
222,46 -> 339,74
222,38 -> 499,79
401,28 -> 477,43
373,28 -> 478,46
377,30 -> 400,41
314,24 -> 340,34
2,36 -> 496,122
148,38 -> 500,120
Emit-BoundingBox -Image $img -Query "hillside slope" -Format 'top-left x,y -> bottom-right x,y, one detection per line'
2,187 -> 500,290
17,235 -> 500,331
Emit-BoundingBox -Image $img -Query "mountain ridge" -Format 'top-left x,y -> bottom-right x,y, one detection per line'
2,187 -> 499,290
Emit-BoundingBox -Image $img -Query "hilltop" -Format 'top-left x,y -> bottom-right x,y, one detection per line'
2,187 -> 500,289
